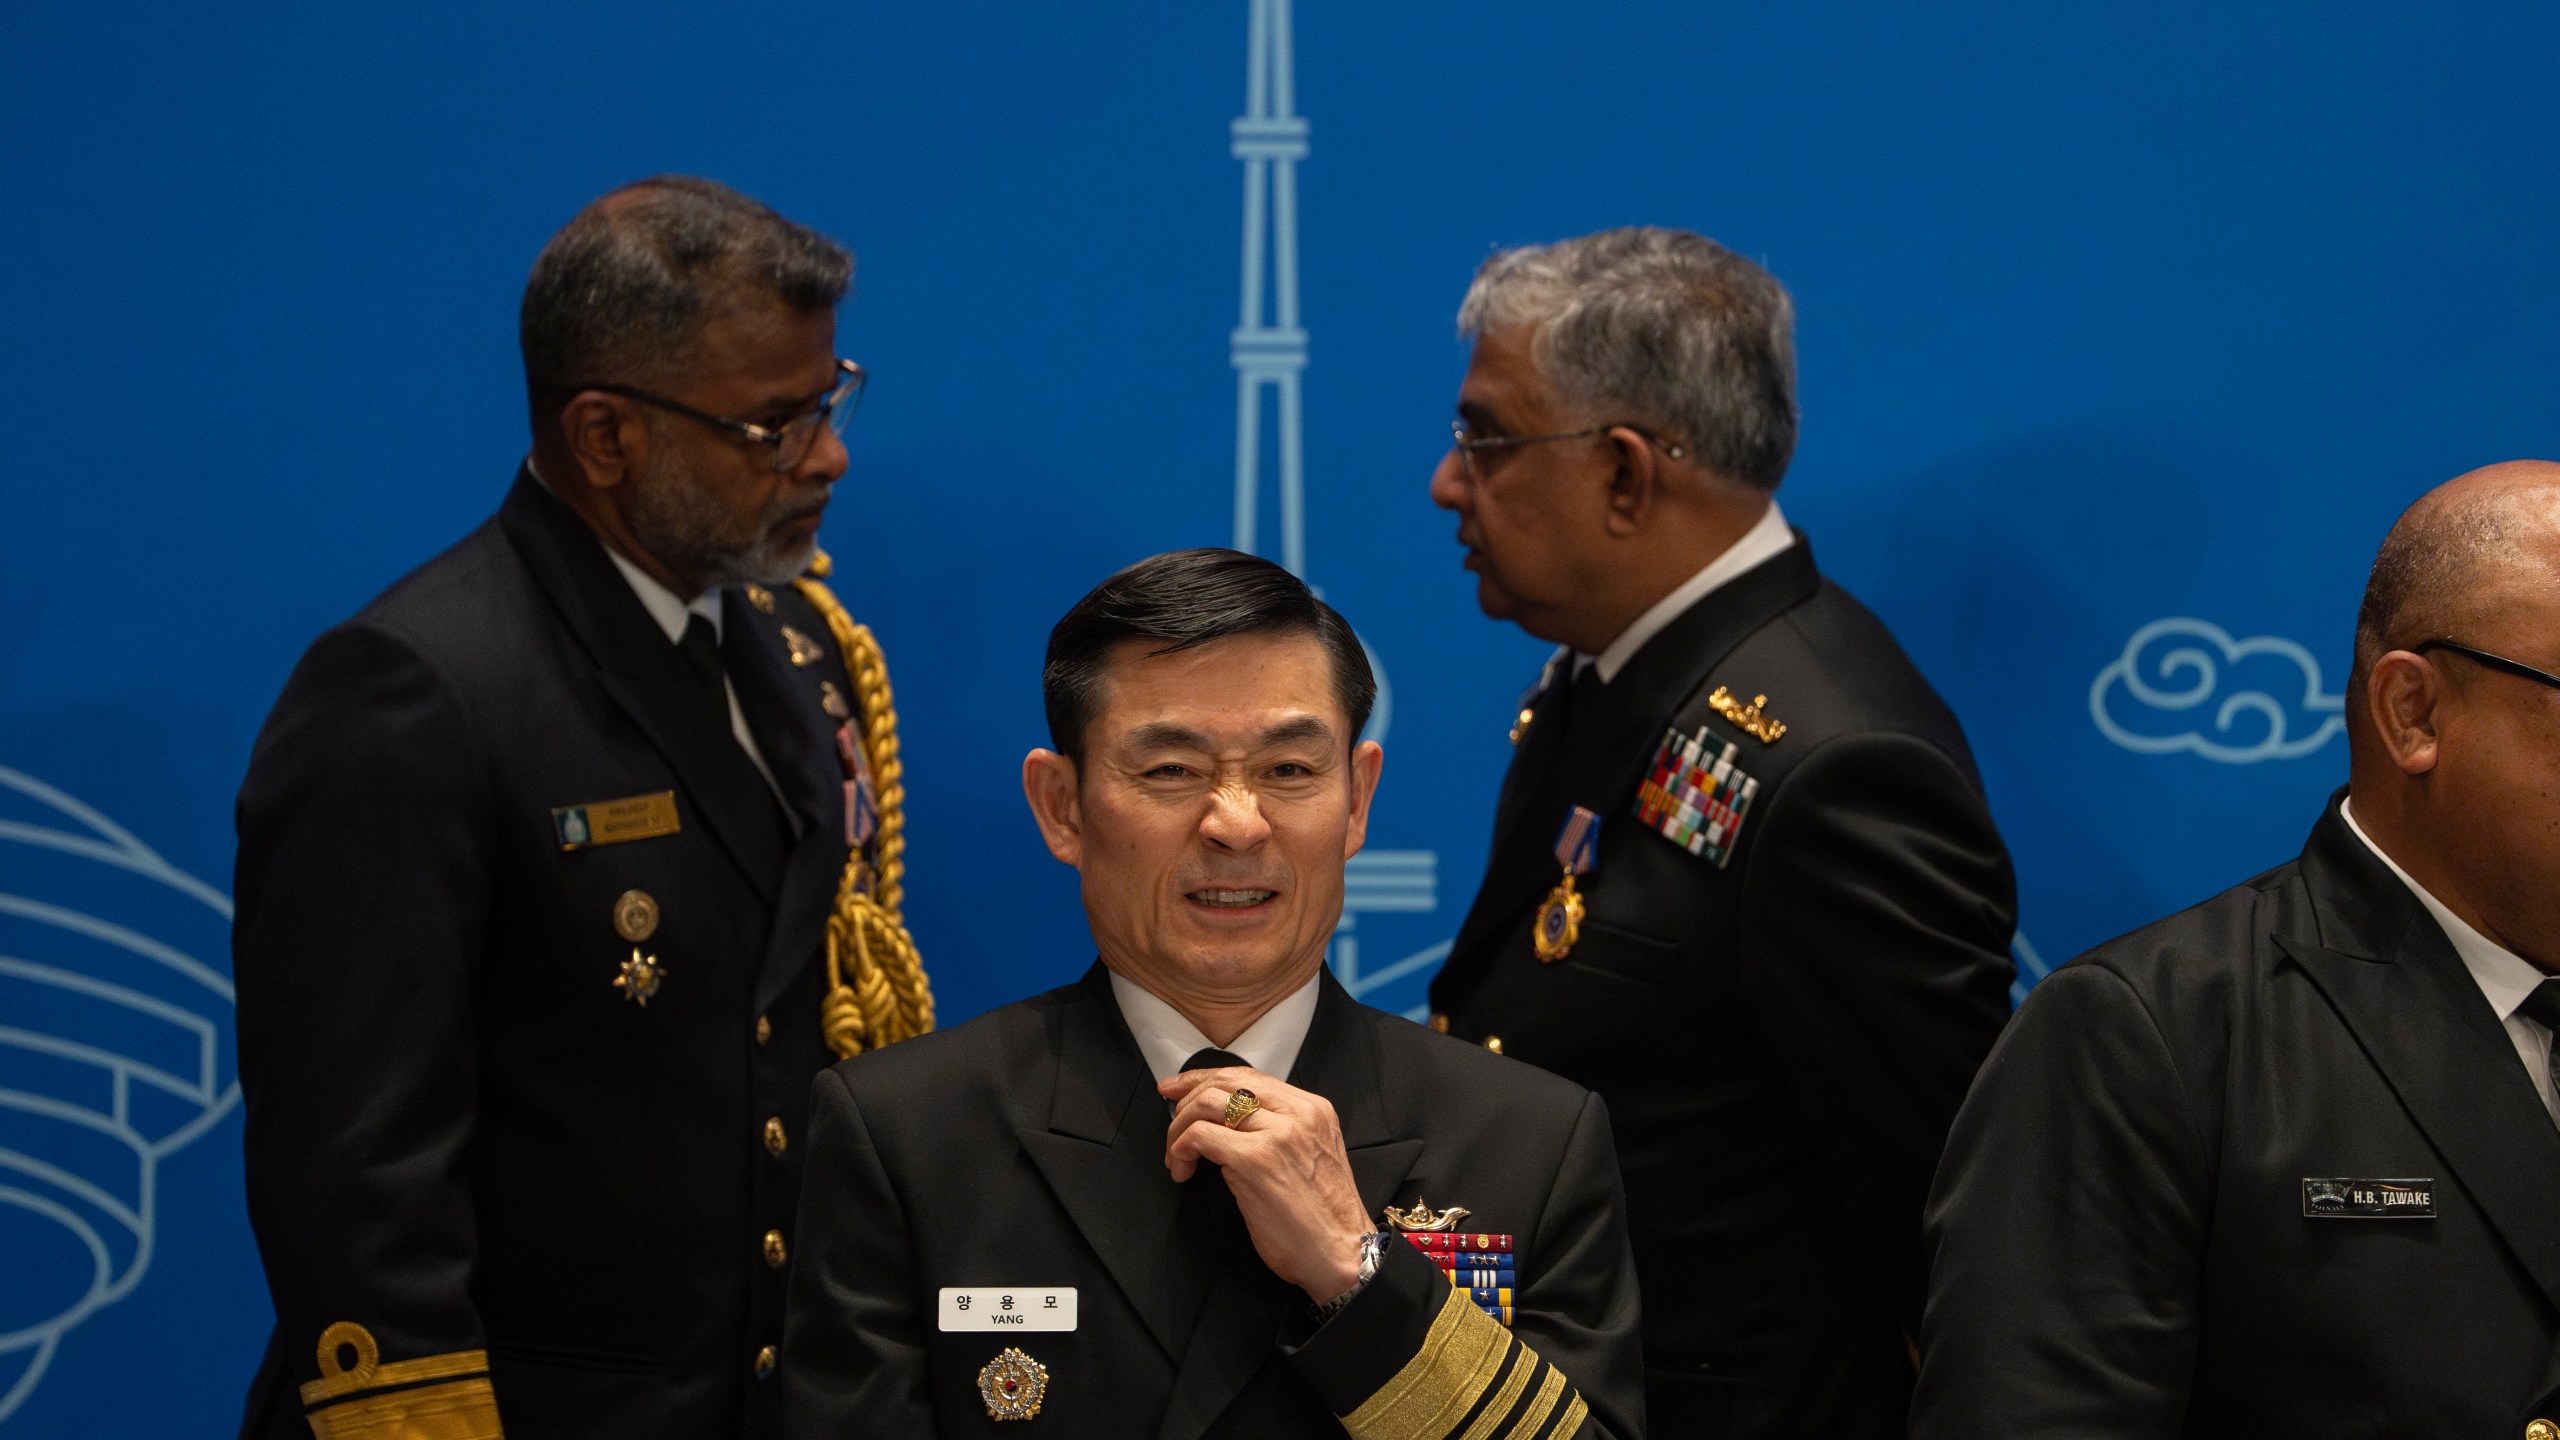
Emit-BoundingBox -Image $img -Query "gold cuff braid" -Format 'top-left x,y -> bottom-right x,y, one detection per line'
794,551 -> 934,1059
1339,1288 -> 1587,1440
298,1322 -> 502,1440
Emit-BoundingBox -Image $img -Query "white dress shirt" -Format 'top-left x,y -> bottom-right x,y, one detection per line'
1572,500 -> 1796,685
1109,969 -> 1322,1084
2342,798 -> 2559,1122
599,543 -> 792,817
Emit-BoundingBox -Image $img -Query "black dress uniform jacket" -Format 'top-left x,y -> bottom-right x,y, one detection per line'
234,470 -> 866,1439
1429,537 -> 2016,1438
782,964 -> 1646,1439
1914,795 -> 2560,1439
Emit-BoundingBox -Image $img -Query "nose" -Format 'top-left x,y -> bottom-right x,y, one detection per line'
1199,781 -> 1273,853
796,421 -> 850,486
1429,447 -> 1469,513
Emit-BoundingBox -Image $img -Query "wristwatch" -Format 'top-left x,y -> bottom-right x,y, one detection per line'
1312,1231 -> 1386,1323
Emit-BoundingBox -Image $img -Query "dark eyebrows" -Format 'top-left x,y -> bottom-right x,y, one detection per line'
1119,715 -> 1339,755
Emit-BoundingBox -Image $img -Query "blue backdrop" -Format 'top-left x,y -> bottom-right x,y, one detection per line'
6,2 -> 2558,1432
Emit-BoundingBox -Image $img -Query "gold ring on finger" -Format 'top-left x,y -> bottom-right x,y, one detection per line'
1221,1088 -> 1260,1128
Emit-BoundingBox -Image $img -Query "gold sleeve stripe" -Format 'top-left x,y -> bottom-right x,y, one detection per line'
1340,1286 -> 1509,1440
1509,1364 -> 1568,1439
297,1322 -> 500,1439
306,1376 -> 503,1440
1453,1343 -> 1536,1440
1542,1393 -> 1589,1440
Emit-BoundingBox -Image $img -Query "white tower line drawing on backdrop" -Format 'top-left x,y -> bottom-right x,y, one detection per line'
1224,0 -> 1442,1008
1230,0 -> 1310,577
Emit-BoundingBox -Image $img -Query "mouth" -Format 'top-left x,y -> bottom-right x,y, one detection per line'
1186,888 -> 1280,912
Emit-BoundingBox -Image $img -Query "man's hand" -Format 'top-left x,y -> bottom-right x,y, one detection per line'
1161,1066 -> 1372,1306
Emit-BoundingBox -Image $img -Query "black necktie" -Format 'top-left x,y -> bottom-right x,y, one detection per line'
1169,1047 -> 1252,1334
2514,978 -> 2560,1127
677,614 -> 728,732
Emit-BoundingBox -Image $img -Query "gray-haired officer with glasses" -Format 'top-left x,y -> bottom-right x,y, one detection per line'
233,175 -> 932,1440
1422,227 -> 2017,1439
1918,461 -> 2560,1438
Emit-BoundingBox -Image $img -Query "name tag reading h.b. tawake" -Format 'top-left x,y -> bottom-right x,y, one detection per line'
939,1288 -> 1077,1332
2302,1177 -> 2436,1218
552,792 -> 680,851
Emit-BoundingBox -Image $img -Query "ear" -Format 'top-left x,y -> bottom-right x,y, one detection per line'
1599,426 -> 1667,537
1022,748 -> 1085,866
1341,739 -> 1385,860
2366,651 -> 2445,775
558,392 -> 646,491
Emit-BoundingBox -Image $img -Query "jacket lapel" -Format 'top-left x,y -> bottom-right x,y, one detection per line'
724,588 -> 853,1011
1445,537 -> 1822,983
498,470 -> 789,903
2280,800 -> 2560,1312
1152,974 -> 1423,1440
1017,966 -> 1189,1363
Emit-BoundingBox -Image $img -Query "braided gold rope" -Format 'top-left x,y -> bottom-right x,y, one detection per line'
794,552 -> 934,1059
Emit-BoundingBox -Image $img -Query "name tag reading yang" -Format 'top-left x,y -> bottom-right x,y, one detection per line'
939,1288 -> 1077,1332
2302,1177 -> 2437,1218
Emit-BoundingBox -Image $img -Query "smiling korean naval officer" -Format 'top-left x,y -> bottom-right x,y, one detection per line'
233,178 -> 931,1440
781,549 -> 1644,1439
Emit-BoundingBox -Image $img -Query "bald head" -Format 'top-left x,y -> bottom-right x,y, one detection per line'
2346,459 -> 2560,973
2352,461 -> 2560,687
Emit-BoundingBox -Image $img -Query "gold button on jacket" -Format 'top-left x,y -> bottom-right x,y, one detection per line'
754,1345 -> 777,1380
763,1118 -> 787,1157
2526,1420 -> 2558,1440
763,1230 -> 788,1268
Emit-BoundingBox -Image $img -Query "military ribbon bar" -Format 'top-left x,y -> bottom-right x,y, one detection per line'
1634,724 -> 1760,869
1551,806 -> 1602,876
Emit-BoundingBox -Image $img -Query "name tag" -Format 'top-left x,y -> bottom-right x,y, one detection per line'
939,1288 -> 1076,1332
552,792 -> 680,850
2302,1177 -> 2436,1218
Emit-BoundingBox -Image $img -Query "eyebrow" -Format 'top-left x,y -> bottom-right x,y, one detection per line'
1123,716 -> 1339,753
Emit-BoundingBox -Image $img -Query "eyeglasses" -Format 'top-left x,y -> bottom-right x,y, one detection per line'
2412,639 -> 2560,694
575,359 -> 866,473
1447,418 -> 1685,483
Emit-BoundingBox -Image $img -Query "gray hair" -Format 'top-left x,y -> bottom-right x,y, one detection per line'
1458,227 -> 1797,490
519,175 -> 851,395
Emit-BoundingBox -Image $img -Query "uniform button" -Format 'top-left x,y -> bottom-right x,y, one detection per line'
754,1345 -> 778,1380
763,1117 -> 788,1157
755,1015 -> 772,1046
1483,1035 -> 1504,1055
764,1229 -> 788,1268
2526,1422 -> 2558,1440
1427,1013 -> 1450,1034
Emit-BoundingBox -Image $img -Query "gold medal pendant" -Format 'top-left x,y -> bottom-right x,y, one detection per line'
1534,873 -> 1584,963
1534,805 -> 1604,963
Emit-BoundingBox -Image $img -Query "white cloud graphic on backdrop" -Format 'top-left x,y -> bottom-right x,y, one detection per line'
0,765 -> 237,1426
2089,618 -> 2345,764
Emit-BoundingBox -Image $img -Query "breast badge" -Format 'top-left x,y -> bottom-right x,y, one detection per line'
614,948 -> 664,1006
1635,724 -> 1760,869
977,1346 -> 1049,1420
1707,685 -> 1786,744
1533,807 -> 1601,963
612,890 -> 659,942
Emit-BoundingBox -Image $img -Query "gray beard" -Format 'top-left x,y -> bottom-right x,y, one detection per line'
622,445 -> 823,593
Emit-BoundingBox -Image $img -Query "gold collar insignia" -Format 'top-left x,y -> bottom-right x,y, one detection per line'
1708,686 -> 1786,744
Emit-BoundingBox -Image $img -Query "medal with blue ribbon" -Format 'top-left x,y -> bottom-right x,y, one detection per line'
1533,805 -> 1602,963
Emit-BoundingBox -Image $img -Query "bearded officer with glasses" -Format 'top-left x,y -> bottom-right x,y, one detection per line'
1918,462 -> 2560,1439
233,176 -> 932,1440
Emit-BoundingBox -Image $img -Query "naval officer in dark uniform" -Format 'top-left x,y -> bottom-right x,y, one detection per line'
782,549 -> 1644,1439
233,177 -> 931,1440
1916,462 -> 2560,1438
1422,227 -> 2017,1438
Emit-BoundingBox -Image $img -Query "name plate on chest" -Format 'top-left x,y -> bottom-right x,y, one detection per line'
939,1288 -> 1078,1331
2301,1177 -> 2437,1218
